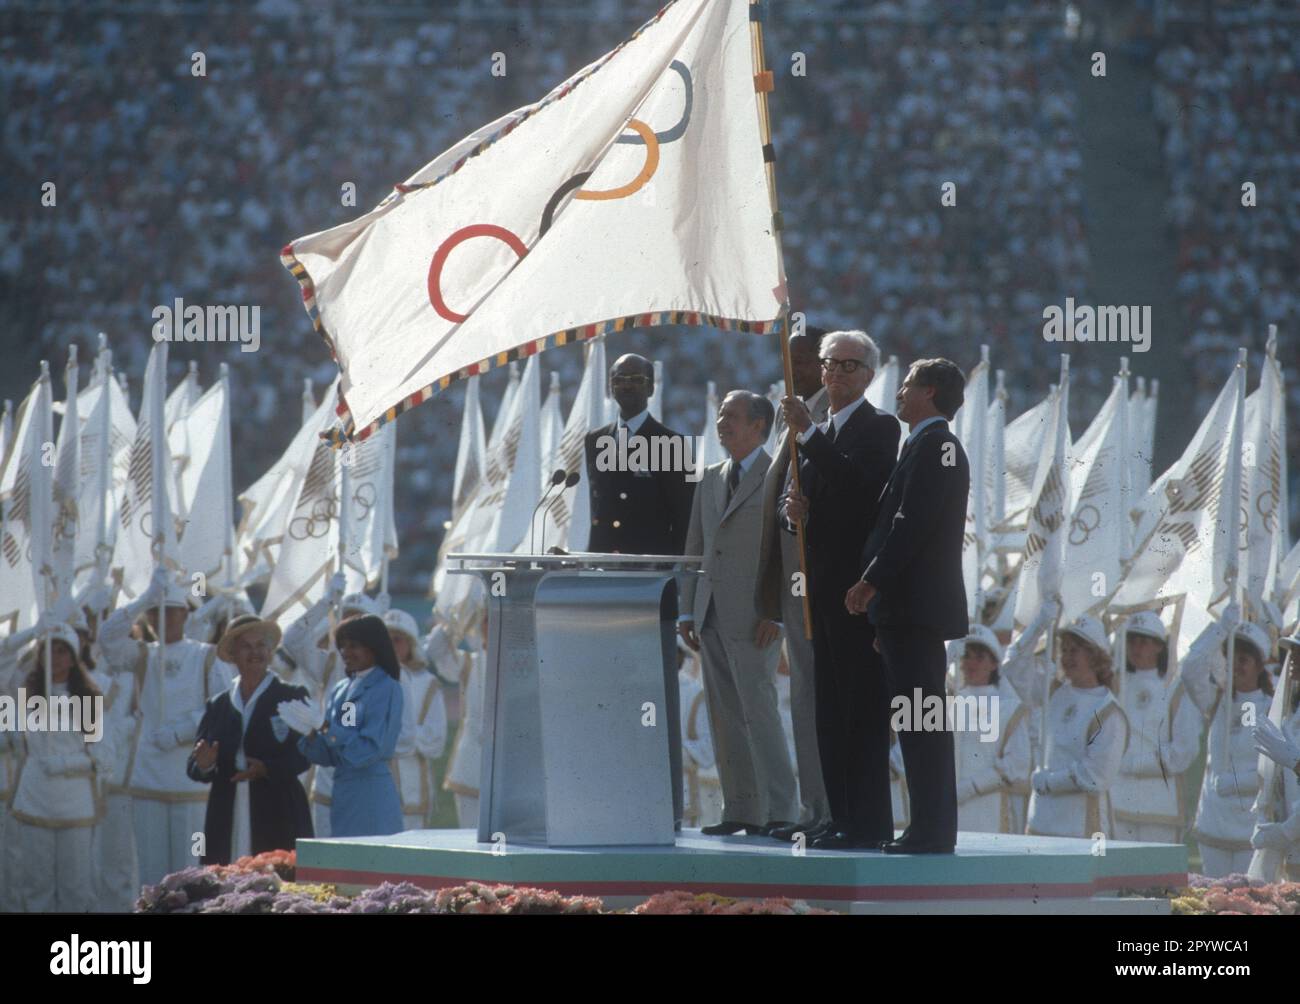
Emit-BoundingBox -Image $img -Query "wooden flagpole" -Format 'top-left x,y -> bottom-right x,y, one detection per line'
750,0 -> 812,639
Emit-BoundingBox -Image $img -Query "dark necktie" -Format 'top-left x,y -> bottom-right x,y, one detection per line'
726,459 -> 742,502
827,418 -> 838,443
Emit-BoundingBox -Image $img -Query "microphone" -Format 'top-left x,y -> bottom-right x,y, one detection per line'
530,469 -> 567,555
541,471 -> 582,555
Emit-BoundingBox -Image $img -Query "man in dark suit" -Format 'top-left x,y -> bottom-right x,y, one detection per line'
584,353 -> 695,556
779,331 -> 900,849
847,358 -> 970,855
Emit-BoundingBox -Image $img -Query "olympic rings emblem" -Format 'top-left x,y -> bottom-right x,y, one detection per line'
1256,488 -> 1278,534
1068,504 -> 1100,545
290,496 -> 340,540
427,61 -> 693,323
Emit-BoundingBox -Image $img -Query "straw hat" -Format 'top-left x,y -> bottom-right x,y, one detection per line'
217,614 -> 283,663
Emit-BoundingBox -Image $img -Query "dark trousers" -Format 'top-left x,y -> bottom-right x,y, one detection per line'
876,625 -> 957,847
811,598 -> 893,841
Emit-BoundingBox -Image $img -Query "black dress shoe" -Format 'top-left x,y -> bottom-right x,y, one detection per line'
768,821 -> 823,842
881,839 -> 955,855
755,820 -> 795,838
701,820 -> 756,836
811,830 -> 866,850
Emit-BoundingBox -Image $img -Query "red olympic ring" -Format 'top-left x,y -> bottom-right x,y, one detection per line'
428,224 -> 529,323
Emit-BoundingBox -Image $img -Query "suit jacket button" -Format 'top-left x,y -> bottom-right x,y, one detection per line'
619,492 -> 628,500
715,549 -> 722,556
612,520 -> 621,529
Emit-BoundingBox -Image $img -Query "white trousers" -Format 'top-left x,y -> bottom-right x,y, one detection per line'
15,821 -> 95,912
0,805 -> 19,912
1199,844 -> 1252,879
313,802 -> 331,840
95,792 -> 140,912
454,794 -> 478,830
1115,820 -> 1181,844
133,799 -> 206,887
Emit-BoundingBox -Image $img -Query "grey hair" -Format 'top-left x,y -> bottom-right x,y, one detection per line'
822,330 -> 880,372
721,389 -> 776,437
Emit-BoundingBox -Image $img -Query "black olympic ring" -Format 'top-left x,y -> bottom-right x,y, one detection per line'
1069,503 -> 1101,545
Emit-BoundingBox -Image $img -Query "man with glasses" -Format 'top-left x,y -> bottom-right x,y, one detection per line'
584,352 -> 695,557
778,331 -> 900,849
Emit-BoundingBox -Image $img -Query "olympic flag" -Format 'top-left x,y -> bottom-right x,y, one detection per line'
283,0 -> 784,442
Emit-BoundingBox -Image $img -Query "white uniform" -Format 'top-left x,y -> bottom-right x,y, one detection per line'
1250,703 -> 1300,880
954,683 -> 1031,834
680,667 -> 722,828
1181,622 -> 1268,877
1024,681 -> 1128,838
10,680 -> 113,912
0,650 -> 28,911
86,662 -> 141,911
1112,668 -> 1202,843
394,665 -> 448,830
281,601 -> 343,838
889,733 -> 909,833
98,608 -> 233,887
443,643 -> 484,828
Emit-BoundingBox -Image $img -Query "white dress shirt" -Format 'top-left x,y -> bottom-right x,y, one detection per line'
797,393 -> 866,444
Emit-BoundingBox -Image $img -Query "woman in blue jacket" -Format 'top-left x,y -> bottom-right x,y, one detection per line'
284,614 -> 405,837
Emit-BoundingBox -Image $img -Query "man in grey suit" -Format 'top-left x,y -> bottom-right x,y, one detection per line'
755,327 -> 832,841
680,390 -> 798,836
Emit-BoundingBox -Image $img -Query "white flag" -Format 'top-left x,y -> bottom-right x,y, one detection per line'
451,375 -> 487,524
1242,341 -> 1287,610
1112,361 -> 1247,656
236,379 -> 340,587
0,370 -> 55,632
998,388 -> 1056,534
955,354 -> 989,619
1013,365 -> 1071,629
540,371 -> 565,491
174,379 -> 232,582
51,352 -> 80,607
338,421 -> 398,588
260,434 -> 339,629
284,0 -> 783,443
538,334 -> 608,553
866,356 -> 899,415
111,344 -> 175,600
696,381 -> 724,475
1059,375 -> 1128,621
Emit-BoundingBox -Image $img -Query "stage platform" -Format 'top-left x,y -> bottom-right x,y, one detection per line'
296,829 -> 1187,914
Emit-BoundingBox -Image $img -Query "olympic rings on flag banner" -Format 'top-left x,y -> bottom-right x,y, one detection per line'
614,60 -> 693,147
1068,504 -> 1100,545
427,61 -> 692,320
428,224 -> 529,323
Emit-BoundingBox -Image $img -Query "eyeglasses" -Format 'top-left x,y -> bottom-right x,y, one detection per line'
820,357 -> 866,374
610,375 -> 650,387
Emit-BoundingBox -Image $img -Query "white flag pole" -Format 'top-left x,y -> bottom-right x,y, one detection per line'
153,344 -> 170,723
1039,354 -> 1069,770
1116,357 -> 1131,696
1221,349 -> 1248,770
219,364 -> 236,593
37,361 -> 54,701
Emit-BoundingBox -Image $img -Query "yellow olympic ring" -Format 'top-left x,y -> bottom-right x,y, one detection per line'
574,119 -> 659,201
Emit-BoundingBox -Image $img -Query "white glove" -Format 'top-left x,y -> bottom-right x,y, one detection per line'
1220,601 -> 1242,631
277,698 -> 322,736
1254,718 -> 1300,772
325,573 -> 346,607
1251,822 -> 1290,850
956,777 -> 979,804
76,581 -> 112,616
1213,772 -> 1249,798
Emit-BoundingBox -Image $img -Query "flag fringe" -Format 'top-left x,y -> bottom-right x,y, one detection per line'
317,309 -> 783,446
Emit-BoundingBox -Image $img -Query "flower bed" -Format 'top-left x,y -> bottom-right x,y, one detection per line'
135,854 -> 832,915
1117,874 -> 1300,916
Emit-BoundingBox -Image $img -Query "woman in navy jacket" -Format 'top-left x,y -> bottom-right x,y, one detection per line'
187,615 -> 313,864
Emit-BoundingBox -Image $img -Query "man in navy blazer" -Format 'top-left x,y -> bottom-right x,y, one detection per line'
779,331 -> 900,849
847,358 -> 970,854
